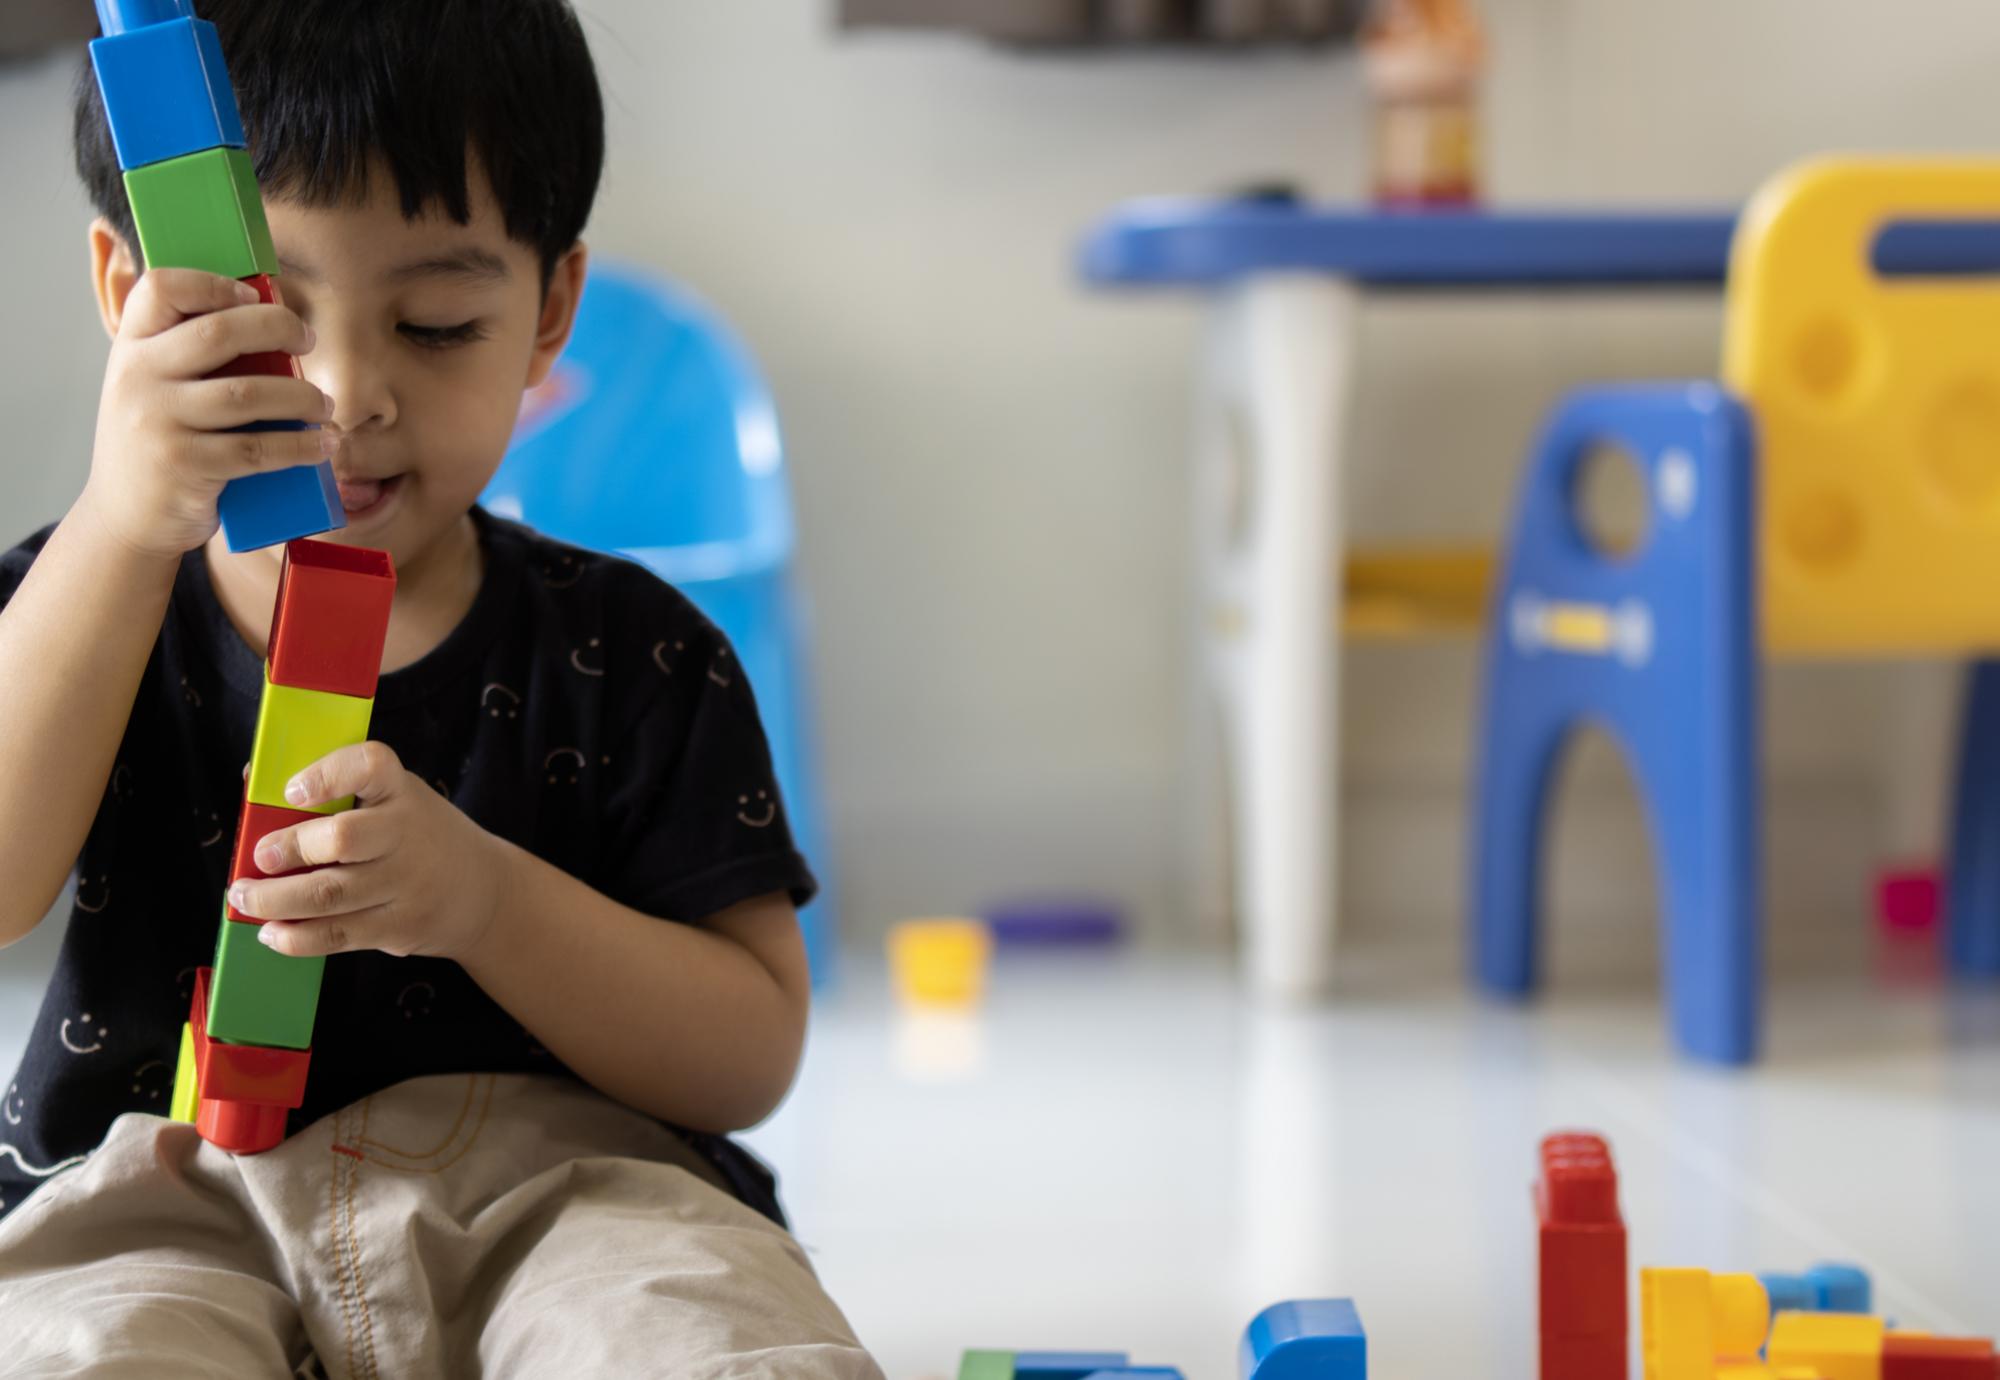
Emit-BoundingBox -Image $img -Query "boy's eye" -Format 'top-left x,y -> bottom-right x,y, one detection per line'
399,321 -> 486,348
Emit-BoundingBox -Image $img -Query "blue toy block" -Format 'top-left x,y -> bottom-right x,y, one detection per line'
217,461 -> 346,553
1240,1299 -> 1366,1380
1470,384 -> 1760,1065
1079,1371 -> 1185,1379
89,17 -> 246,172
1948,659 -> 2000,977
1015,1354 -> 1131,1379
1759,1263 -> 1871,1318
93,0 -> 191,37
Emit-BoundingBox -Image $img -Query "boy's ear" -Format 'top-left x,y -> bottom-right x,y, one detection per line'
524,243 -> 588,390
88,217 -> 142,340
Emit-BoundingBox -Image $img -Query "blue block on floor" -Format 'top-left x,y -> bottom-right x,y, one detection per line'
218,462 -> 346,553
1240,1300 -> 1366,1380
1016,1355 -> 1131,1379
1757,1263 -> 1871,1317
89,18 -> 245,172
93,0 -> 191,37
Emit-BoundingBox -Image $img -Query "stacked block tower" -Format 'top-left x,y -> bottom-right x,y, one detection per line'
89,0 -> 397,1153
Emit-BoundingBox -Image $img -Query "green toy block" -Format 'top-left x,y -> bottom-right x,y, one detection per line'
123,146 -> 278,279
246,669 -> 374,815
169,1020 -> 199,1123
208,906 -> 323,1051
958,1352 -> 1015,1380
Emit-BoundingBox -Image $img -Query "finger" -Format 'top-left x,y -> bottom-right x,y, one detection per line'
150,302 -> 315,381
173,376 -> 333,432
285,741 -> 404,811
190,425 -> 340,481
117,269 -> 263,342
257,906 -> 393,959
231,861 -> 388,923
254,807 -> 392,873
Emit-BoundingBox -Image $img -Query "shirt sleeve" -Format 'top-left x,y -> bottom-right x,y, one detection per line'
597,613 -> 818,925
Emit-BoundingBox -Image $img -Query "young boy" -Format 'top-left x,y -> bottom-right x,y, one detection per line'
0,3 -> 882,1374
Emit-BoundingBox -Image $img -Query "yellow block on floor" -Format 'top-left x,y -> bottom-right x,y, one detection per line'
888,918 -> 992,1009
1767,1311 -> 1885,1380
1343,545 -> 1494,639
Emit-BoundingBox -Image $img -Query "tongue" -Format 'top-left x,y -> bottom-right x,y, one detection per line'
336,478 -> 383,513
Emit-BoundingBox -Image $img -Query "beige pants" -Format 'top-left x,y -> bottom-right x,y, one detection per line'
0,1073 -> 884,1380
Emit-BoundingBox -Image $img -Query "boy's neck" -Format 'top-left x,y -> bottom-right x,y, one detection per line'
203,511 -> 484,676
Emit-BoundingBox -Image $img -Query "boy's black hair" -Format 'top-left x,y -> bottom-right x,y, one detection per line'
73,0 -> 605,286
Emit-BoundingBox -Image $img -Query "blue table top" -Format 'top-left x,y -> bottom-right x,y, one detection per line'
1079,197 -> 2000,290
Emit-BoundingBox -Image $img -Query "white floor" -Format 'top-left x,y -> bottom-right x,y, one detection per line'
4,921 -> 1998,1379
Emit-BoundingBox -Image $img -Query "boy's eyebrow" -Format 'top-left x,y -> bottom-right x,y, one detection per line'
272,247 -> 513,286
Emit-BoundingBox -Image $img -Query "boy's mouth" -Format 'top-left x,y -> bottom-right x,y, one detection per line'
336,473 -> 403,518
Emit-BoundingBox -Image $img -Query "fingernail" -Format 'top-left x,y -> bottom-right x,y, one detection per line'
284,777 -> 309,805
253,840 -> 280,871
235,281 -> 261,304
320,391 -> 336,420
301,323 -> 316,351
229,884 -> 252,915
318,432 -> 338,457
257,924 -> 277,948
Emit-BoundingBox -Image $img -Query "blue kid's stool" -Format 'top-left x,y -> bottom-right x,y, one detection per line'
482,264 -> 837,987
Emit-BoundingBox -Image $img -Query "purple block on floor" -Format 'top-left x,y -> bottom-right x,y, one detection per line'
983,898 -> 1126,947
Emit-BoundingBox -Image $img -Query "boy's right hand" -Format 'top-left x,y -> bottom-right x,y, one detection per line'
77,268 -> 335,562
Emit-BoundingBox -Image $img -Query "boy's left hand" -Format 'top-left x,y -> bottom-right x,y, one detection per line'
228,742 -> 507,962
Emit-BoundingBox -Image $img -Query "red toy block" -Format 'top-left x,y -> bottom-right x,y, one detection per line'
1875,865 -> 1942,935
266,539 -> 396,699
1537,1131 -> 1626,1380
225,797 -> 325,921
207,274 -> 303,382
189,967 -> 310,1106
196,1095 -> 288,1153
1884,1334 -> 1999,1380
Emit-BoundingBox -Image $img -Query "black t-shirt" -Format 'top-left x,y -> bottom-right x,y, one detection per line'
0,507 -> 815,1225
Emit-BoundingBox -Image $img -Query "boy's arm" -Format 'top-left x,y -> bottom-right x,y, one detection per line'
0,503 -> 179,945
459,849 -> 811,1133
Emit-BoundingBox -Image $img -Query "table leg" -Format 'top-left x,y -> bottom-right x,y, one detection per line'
1195,276 -> 1356,997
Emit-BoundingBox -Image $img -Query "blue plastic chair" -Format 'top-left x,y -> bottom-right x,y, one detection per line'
1471,384 -> 1758,1064
482,263 -> 837,987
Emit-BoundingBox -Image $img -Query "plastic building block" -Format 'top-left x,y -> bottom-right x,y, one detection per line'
1240,1300 -> 1367,1380
266,540 -> 397,699
958,1352 -> 1015,1380
225,798 -> 325,921
1016,1355 -> 1131,1379
984,897 -> 1126,946
123,146 -> 278,279
1875,868 -> 1941,936
93,0 -> 192,36
888,918 -> 992,1008
196,1094 -> 288,1154
1538,1132 -> 1626,1380
1761,1264 -> 1873,1317
1079,1371 -> 1185,1379
189,967 -> 309,1105
218,462 -> 346,553
207,907 -> 324,1050
1768,1312 -> 1886,1380
1883,1334 -> 1999,1379
168,1020 -> 198,1123
207,273 -> 303,384
1640,1269 -> 1770,1380
89,16 -> 245,172
245,669 -> 374,815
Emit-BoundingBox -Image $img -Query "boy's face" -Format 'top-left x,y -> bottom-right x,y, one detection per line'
247,163 -> 581,573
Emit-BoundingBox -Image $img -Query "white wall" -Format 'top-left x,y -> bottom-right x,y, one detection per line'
5,1 -> 1999,966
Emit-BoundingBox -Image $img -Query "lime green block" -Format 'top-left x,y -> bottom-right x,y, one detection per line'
208,909 -> 323,1051
123,146 -> 278,279
958,1352 -> 1014,1380
169,1021 -> 199,1123
246,668 -> 374,814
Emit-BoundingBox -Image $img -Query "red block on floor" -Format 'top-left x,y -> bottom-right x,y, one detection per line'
266,539 -> 396,699
1538,1131 -> 1626,1380
190,967 -> 310,1107
1876,865 -> 1942,935
207,273 -> 303,382
1884,1333 -> 1999,1380
225,797 -> 325,921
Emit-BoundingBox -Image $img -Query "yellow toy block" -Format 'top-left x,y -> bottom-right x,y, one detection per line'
245,667 -> 373,815
888,918 -> 992,1008
169,1020 -> 198,1124
1723,158 -> 2000,655
1641,1268 -> 1771,1380
1767,1311 -> 1885,1380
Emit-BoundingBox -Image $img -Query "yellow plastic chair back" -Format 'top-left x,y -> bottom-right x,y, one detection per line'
1723,158 -> 2000,654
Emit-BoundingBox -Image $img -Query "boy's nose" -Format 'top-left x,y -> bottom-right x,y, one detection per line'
303,343 -> 395,435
